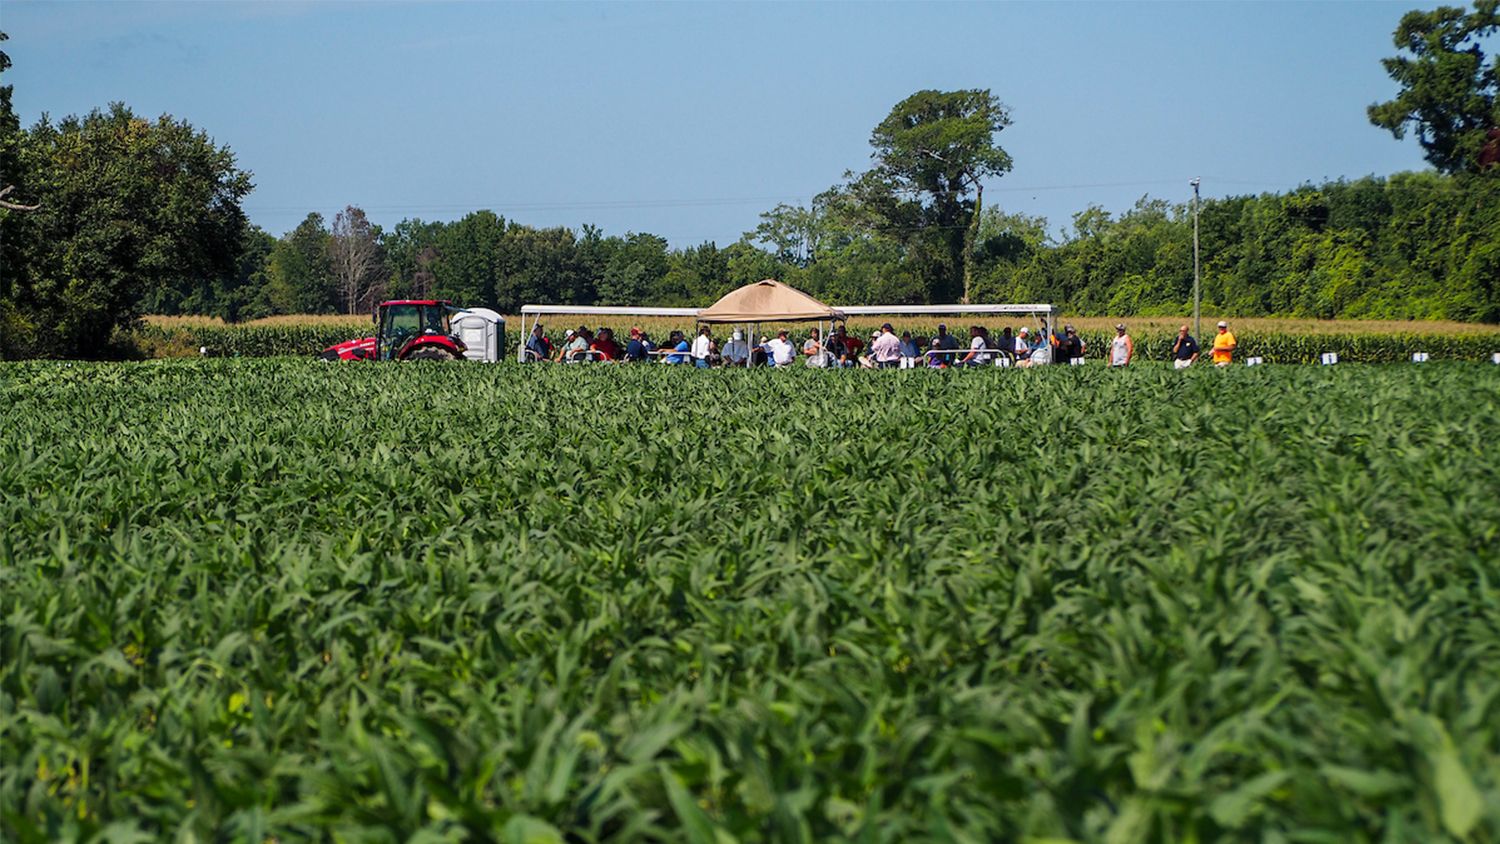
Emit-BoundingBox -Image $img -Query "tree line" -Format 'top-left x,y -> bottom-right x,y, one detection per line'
2,2 -> 1496,358
136,170 -> 1494,329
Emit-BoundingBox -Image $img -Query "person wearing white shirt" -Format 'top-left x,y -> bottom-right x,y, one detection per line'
723,330 -> 749,366
870,323 -> 902,368
1110,323 -> 1134,367
767,330 -> 796,366
691,327 -> 713,368
960,326 -> 992,367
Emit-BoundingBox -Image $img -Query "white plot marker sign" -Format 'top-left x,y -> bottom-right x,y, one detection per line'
1412,352 -> 1429,363
1321,353 -> 1339,365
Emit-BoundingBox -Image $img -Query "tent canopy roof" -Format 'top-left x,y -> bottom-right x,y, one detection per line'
697,279 -> 845,323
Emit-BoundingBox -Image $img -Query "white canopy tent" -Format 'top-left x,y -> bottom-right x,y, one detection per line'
838,303 -> 1058,334
516,298 -> 1060,363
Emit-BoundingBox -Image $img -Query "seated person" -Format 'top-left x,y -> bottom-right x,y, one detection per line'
960,326 -> 991,367
558,328 -> 590,362
767,330 -> 797,366
663,331 -> 690,364
898,331 -> 920,369
590,328 -> 622,361
623,327 -> 647,362
723,330 -> 750,366
832,326 -> 862,367
927,337 -> 948,368
525,325 -> 552,361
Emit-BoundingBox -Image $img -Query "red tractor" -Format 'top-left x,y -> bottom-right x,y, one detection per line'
321,300 -> 468,361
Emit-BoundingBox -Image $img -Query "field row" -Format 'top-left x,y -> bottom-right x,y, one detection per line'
2,360 -> 1498,841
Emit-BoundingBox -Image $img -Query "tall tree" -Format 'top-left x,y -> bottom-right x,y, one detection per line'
0,32 -> 37,213
850,89 -> 1014,302
1,103 -> 251,357
383,218 -> 447,300
329,205 -> 384,314
264,213 -> 335,314
431,210 -> 505,305
1368,1 -> 1500,174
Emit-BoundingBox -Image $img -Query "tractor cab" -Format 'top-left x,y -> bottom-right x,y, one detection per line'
375,300 -> 459,360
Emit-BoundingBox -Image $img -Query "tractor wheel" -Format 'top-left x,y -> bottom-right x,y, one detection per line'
403,346 -> 460,362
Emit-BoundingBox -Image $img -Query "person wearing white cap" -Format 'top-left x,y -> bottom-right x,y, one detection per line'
1211,321 -> 1236,366
723,329 -> 749,366
557,328 -> 588,362
1110,323 -> 1134,367
1014,326 -> 1035,367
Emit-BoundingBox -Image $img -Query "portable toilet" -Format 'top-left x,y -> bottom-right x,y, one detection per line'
451,308 -> 505,362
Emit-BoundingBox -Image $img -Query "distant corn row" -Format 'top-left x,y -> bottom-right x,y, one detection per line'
130,323 -> 359,358
1079,330 -> 1500,364
130,320 -> 1500,363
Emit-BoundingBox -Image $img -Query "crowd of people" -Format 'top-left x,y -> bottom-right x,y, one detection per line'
524,321 -> 1241,368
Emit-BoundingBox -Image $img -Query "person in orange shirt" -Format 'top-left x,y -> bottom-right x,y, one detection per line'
1212,321 -> 1237,366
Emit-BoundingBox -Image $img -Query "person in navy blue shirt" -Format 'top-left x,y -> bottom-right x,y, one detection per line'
1172,324 -> 1200,369
623,327 -> 647,361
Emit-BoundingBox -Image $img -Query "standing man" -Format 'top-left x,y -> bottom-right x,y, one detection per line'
1053,324 -> 1085,364
871,323 -> 902,368
1171,325 -> 1199,369
1109,323 -> 1134,367
691,326 -> 713,369
1212,321 -> 1237,367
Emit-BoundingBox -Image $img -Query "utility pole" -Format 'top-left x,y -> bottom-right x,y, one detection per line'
1190,178 -> 1201,341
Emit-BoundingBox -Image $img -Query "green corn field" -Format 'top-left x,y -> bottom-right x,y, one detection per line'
1,360 -> 1497,842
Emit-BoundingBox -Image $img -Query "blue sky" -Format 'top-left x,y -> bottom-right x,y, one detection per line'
4,1 -> 1431,247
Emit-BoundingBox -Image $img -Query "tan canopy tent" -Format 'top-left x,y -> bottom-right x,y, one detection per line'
694,280 -> 845,368
697,279 -> 845,323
